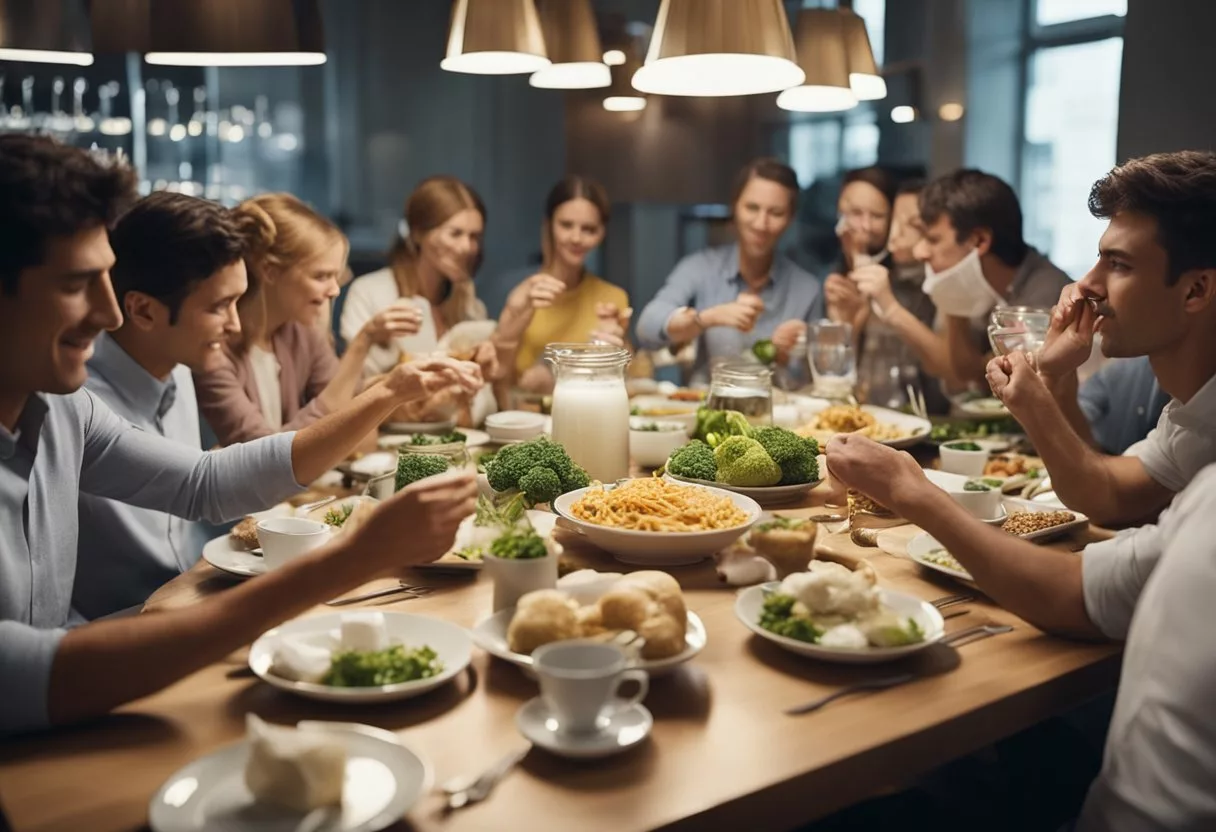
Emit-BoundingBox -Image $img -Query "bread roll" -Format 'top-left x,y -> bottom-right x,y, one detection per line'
618,571 -> 687,628
638,613 -> 685,660
575,604 -> 607,637
598,586 -> 656,631
507,590 -> 581,654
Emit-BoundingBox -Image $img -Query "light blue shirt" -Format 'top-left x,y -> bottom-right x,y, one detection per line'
635,244 -> 824,384
1078,357 -> 1170,456
0,388 -> 300,735
74,334 -> 211,619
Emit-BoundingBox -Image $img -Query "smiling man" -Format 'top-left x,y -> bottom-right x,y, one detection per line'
986,151 -> 1216,525
0,135 -> 481,734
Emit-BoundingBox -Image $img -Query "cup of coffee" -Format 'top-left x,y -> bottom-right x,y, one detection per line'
256,517 -> 332,570
531,641 -> 648,735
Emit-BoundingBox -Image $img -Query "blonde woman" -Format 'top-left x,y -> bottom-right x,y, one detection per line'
494,176 -> 630,394
194,193 -> 412,445
341,176 -> 500,425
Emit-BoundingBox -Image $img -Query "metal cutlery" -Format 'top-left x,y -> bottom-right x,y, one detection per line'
443,746 -> 530,810
941,608 -> 969,620
325,582 -> 434,606
784,624 -> 1014,715
930,593 -> 975,610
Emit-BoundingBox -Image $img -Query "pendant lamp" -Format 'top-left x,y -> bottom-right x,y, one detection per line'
91,0 -> 325,66
631,0 -> 804,97
442,0 -> 549,75
603,47 -> 646,112
530,0 -> 609,89
777,8 -> 857,113
0,0 -> 93,65
839,5 -> 886,101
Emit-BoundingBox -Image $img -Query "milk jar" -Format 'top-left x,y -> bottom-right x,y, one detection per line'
544,343 -> 631,483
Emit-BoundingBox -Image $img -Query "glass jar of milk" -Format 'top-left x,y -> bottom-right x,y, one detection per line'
544,343 -> 631,483
707,362 -> 773,425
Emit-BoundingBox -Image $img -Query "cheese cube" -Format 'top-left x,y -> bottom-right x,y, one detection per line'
244,715 -> 346,812
270,636 -> 332,684
339,611 -> 389,652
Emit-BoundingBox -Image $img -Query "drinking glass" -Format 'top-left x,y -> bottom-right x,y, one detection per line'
808,321 -> 857,401
988,306 -> 1051,356
707,362 -> 773,425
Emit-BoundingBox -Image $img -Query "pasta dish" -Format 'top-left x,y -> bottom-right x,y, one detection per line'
569,478 -> 749,532
796,405 -> 908,444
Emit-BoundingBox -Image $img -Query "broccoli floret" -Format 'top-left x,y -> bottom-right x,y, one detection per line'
395,453 -> 450,491
694,408 -> 753,447
751,426 -> 820,485
713,436 -> 782,487
518,467 -> 562,505
666,440 -> 718,481
482,437 -> 590,504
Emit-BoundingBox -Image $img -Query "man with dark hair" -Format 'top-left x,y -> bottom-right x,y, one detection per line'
0,135 -> 481,734
986,150 -> 1216,525
915,169 -> 1071,385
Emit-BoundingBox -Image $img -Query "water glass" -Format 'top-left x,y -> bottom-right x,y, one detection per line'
808,321 -> 857,401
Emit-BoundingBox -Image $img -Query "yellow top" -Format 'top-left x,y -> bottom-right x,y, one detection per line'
514,274 -> 630,373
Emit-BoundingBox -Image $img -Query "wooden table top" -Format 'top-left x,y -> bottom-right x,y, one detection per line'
0,486 -> 1122,832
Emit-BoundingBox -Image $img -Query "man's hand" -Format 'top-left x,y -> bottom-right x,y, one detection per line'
986,350 -> 1056,415
383,356 -> 483,404
351,468 -> 478,570
771,319 -> 807,358
702,293 -> 764,332
359,300 -> 423,346
850,264 -> 898,316
824,434 -> 931,517
824,273 -> 865,324
1038,283 -> 1098,379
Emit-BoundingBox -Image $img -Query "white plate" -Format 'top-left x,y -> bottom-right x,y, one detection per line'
951,394 -> 1011,419
734,585 -> 945,664
349,452 -> 397,477
381,418 -> 457,434
203,534 -> 266,578
248,612 -> 472,704
472,608 -> 707,678
664,470 -> 823,507
551,484 -> 761,566
1000,498 -> 1089,542
413,511 -> 558,573
149,721 -> 432,832
516,698 -> 652,760
378,428 -> 490,450
796,402 -> 931,450
906,532 -> 978,585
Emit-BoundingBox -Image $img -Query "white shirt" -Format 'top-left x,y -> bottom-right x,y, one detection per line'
1125,371 -> 1216,492
1078,463 -> 1216,830
248,346 -> 283,431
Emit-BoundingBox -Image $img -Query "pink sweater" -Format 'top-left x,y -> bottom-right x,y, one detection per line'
194,321 -> 339,445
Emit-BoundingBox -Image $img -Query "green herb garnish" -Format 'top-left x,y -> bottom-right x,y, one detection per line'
758,593 -> 823,643
755,515 -> 809,533
321,644 -> 443,687
488,526 -> 548,560
945,441 -> 983,452
323,503 -> 355,527
410,430 -> 467,446
963,479 -> 992,492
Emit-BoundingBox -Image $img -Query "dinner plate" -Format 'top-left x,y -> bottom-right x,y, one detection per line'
413,510 -> 558,573
377,428 -> 490,450
999,498 -> 1090,542
905,532 -> 979,586
148,721 -> 431,832
248,612 -> 472,704
203,534 -> 267,578
551,483 -> 761,566
796,402 -> 931,450
734,585 -> 945,664
472,608 -> 707,678
349,451 -> 397,477
951,394 -> 1011,419
381,418 -> 458,435
664,464 -> 824,507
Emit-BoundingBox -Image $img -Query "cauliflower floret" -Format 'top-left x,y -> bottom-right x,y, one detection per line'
819,624 -> 869,649
780,561 -> 879,618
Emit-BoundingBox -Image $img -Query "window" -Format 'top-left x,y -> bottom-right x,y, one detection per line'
1020,4 -> 1123,280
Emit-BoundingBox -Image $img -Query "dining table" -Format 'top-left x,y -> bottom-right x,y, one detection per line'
0,462 -> 1123,832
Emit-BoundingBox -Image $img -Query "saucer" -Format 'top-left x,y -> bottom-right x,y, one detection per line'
515,698 -> 652,760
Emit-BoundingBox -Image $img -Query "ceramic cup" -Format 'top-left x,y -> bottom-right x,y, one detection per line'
482,550 -> 558,613
256,517 -> 331,570
532,641 -> 649,735
939,442 -> 989,477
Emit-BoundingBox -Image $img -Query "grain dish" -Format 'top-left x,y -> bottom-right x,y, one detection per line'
1001,510 -> 1075,535
796,405 -> 909,444
569,478 -> 749,532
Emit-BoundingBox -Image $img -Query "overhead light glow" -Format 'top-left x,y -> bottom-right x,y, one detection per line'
146,52 -> 326,66
891,105 -> 917,124
602,49 -> 626,66
530,62 -> 611,89
938,102 -> 965,122
603,96 -> 647,112
0,48 -> 92,65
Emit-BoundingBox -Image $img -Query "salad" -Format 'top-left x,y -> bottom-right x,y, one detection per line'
758,561 -> 924,649
323,645 -> 443,687
410,430 -> 467,446
452,493 -> 552,561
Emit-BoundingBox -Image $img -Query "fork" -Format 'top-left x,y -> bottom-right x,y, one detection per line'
784,624 -> 1015,716
444,746 -> 530,810
930,593 -> 975,610
325,582 -> 434,606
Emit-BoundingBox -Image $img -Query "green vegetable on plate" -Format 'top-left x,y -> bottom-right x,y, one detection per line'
488,525 -> 549,560
483,436 -> 590,507
944,441 -> 983,452
750,426 -> 820,485
410,430 -> 467,446
963,479 -> 993,492
321,644 -> 444,687
714,436 -> 782,487
664,440 -> 718,481
758,593 -> 823,643
395,453 -> 451,491
323,503 -> 354,527
752,339 -> 777,365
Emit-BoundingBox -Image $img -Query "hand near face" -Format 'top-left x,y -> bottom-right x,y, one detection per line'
1038,283 -> 1098,379
824,434 -> 928,517
351,468 -> 478,570
509,273 -> 567,313
986,350 -> 1055,415
360,300 -> 423,346
703,292 -> 765,332
850,264 -> 897,314
824,273 -> 865,324
383,356 -> 483,404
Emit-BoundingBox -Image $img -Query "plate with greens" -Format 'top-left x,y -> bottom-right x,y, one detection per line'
378,428 -> 490,450
248,612 -> 472,704
416,495 -> 558,573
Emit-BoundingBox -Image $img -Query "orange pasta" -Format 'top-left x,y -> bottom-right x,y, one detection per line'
570,479 -> 748,532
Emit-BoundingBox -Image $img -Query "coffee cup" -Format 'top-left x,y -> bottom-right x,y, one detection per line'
531,641 -> 648,735
256,517 -> 332,570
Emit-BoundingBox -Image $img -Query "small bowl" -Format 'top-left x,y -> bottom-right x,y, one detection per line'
255,517 -> 331,570
948,482 -> 1002,520
629,418 -> 688,468
485,410 -> 547,443
940,441 -> 989,477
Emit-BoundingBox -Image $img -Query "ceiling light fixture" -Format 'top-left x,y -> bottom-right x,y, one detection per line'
0,0 -> 93,65
631,0 -> 804,97
777,8 -> 857,113
529,0 -> 609,89
891,105 -> 916,123
603,43 -> 646,113
938,101 -> 965,122
441,0 -> 549,75
602,49 -> 626,66
839,4 -> 886,101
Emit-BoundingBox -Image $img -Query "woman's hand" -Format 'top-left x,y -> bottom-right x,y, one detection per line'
771,319 -> 807,364
472,340 -> 501,382
358,300 -> 424,347
589,302 -> 632,346
383,356 -> 483,405
507,273 -> 567,313
850,264 -> 898,317
518,363 -> 556,395
824,273 -> 865,324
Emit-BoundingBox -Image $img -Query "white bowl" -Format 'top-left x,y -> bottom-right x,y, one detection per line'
629,418 -> 689,468
939,442 -> 990,477
630,395 -> 700,436
922,469 -> 1003,520
255,517 -> 331,570
551,483 -> 760,566
485,410 -> 547,443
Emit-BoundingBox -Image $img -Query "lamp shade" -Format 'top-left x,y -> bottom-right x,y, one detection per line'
530,0 -> 609,89
442,0 -> 549,75
603,46 -> 646,112
0,0 -> 93,65
777,8 -> 857,113
91,0 -> 325,66
631,0 -> 804,97
839,6 -> 886,101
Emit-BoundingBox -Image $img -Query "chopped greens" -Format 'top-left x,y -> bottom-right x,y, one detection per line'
410,430 -> 467,446
944,441 -> 983,452
323,503 -> 355,527
321,644 -> 443,687
755,515 -> 810,533
488,526 -> 548,560
758,593 -> 823,643
963,479 -> 993,492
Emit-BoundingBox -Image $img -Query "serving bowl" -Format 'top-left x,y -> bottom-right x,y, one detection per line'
629,418 -> 690,468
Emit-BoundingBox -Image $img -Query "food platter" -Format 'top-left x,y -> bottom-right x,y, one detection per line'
794,402 -> 931,450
